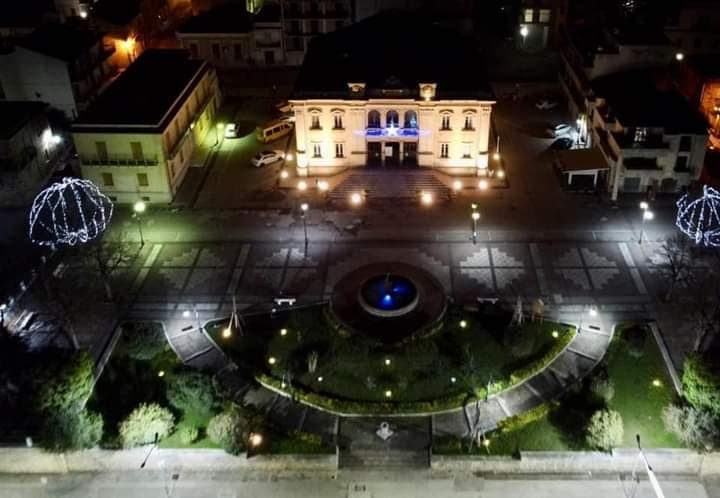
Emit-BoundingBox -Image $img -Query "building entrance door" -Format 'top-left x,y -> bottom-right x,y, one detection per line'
384,142 -> 399,167
403,142 -> 418,166
367,142 -> 382,167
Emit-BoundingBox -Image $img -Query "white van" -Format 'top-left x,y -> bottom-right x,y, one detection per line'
256,119 -> 293,143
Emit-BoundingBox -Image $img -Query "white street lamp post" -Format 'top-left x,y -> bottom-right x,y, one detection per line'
133,200 -> 146,247
520,25 -> 529,49
639,205 -> 654,244
301,203 -> 309,255
471,209 -> 480,244
637,434 -> 666,498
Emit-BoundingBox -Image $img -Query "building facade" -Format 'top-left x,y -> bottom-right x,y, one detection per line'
281,0 -> 353,66
582,71 -> 708,199
517,0 -> 567,50
72,50 -> 221,203
0,101 -> 63,206
665,0 -> 720,56
0,23 -> 115,119
176,2 -> 284,67
289,12 -> 495,177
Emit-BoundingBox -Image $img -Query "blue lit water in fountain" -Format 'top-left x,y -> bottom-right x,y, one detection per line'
360,274 -> 417,313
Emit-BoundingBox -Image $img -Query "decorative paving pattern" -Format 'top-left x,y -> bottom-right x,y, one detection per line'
581,248 -> 617,268
554,247 -> 583,267
559,269 -> 591,291
459,249 -> 490,267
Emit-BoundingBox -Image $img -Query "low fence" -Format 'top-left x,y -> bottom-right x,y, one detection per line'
431,449 -> 716,476
0,448 -> 336,474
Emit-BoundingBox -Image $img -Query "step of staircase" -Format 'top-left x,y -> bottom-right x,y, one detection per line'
330,170 -> 450,200
340,448 -> 429,469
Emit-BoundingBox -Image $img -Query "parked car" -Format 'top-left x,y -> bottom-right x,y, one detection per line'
546,123 -> 573,138
535,99 -> 558,110
224,123 -> 238,138
550,137 -> 574,150
251,150 -> 283,167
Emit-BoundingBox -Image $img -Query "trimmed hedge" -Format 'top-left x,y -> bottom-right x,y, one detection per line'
496,401 -> 555,433
257,323 -> 574,415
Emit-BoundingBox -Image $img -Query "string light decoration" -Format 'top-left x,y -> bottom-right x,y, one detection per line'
29,178 -> 114,247
676,185 -> 720,247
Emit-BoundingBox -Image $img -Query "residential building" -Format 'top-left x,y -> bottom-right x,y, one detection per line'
281,0 -> 353,66
353,0 -> 476,34
72,49 -> 221,203
176,2 -> 284,67
289,12 -> 495,177
675,55 -> 720,148
0,101 -> 62,206
0,23 -> 115,119
582,71 -> 708,199
665,0 -> 720,55
517,0 -> 568,50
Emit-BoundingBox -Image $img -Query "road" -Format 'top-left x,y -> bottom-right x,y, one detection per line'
0,472 -> 713,498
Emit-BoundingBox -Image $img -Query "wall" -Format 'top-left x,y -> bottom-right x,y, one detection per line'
588,45 -> 673,80
0,48 -> 76,119
178,34 -> 253,68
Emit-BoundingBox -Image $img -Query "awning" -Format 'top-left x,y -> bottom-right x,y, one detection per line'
555,147 -> 610,173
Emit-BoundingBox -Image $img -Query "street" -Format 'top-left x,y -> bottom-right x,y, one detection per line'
0,472 -> 714,498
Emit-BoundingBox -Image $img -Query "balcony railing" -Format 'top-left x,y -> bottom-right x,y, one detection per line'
80,155 -> 159,166
612,132 -> 669,150
365,127 -> 419,138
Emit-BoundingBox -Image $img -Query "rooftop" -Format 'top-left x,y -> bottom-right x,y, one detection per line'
0,101 -> 47,140
591,70 -> 708,134
92,0 -> 142,26
686,54 -> 720,79
556,147 -> 610,173
292,10 -> 493,100
73,50 -> 208,132
18,23 -> 102,62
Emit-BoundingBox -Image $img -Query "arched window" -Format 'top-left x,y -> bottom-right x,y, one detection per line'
386,110 -> 399,128
404,110 -> 418,128
367,110 -> 381,128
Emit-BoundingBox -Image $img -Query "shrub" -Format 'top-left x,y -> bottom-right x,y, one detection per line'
166,371 -> 221,418
433,434 -> 463,454
623,326 -> 646,358
207,406 -> 258,455
40,409 -> 103,451
507,326 -> 536,359
663,404 -> 720,450
585,409 -> 624,451
122,322 -> 167,361
36,351 -> 94,414
272,430 -> 326,454
682,353 -> 720,416
179,425 -> 199,445
119,403 -> 174,448
590,376 -> 615,403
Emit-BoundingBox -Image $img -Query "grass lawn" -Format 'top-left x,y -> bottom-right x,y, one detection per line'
208,305 -> 572,407
439,322 -> 682,455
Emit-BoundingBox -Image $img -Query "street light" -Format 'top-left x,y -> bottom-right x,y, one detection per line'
280,169 -> 289,179
300,202 -> 309,255
639,209 -> 654,244
0,303 -> 6,334
471,210 -> 480,244
637,434 -> 666,498
675,52 -> 685,61
420,191 -> 433,206
297,180 -> 307,191
579,305 -> 597,333
214,122 -> 224,146
317,180 -> 329,192
520,25 -> 529,48
478,179 -> 489,191
452,180 -> 463,192
133,200 -> 146,247
350,191 -> 364,206
493,135 -> 501,161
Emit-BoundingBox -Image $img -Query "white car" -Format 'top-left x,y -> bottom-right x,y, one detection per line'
547,123 -> 573,138
251,150 -> 283,167
536,99 -> 558,110
224,123 -> 238,138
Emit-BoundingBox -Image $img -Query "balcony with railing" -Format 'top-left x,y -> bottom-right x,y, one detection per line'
612,132 -> 669,150
80,154 -> 159,166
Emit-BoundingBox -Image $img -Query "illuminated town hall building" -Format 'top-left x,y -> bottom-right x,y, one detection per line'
290,11 -> 496,178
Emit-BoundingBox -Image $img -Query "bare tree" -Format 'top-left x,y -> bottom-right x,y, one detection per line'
136,0 -> 169,48
82,236 -> 137,302
654,234 -> 693,302
690,271 -> 720,352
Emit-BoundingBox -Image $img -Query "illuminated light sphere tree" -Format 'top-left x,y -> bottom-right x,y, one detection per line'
29,178 -> 114,248
676,185 -> 720,247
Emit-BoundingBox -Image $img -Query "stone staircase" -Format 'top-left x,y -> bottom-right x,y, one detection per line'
339,448 -> 429,469
329,169 -> 451,201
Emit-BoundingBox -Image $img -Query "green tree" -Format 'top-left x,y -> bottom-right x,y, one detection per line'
166,371 -> 221,418
663,404 -> 719,450
682,353 -> 720,416
119,403 -> 174,448
122,322 -> 167,361
41,409 -> 103,451
35,351 -> 94,414
585,409 -> 624,451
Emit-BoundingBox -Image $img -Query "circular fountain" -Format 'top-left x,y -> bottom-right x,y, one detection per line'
329,262 -> 446,345
358,274 -> 419,318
